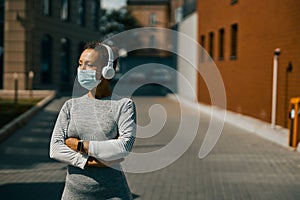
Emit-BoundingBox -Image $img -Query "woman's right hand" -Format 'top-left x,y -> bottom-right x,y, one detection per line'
87,156 -> 124,167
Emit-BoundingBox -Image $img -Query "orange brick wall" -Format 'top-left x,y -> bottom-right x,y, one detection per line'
197,0 -> 300,127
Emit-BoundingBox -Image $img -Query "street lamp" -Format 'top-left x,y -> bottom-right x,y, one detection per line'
271,48 -> 281,128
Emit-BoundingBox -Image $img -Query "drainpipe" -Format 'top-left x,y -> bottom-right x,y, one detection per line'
271,48 -> 281,128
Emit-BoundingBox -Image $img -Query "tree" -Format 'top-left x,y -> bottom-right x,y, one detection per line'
99,8 -> 141,40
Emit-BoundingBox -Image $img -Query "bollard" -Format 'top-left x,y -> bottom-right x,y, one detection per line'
28,71 -> 34,99
289,97 -> 300,148
13,72 -> 18,104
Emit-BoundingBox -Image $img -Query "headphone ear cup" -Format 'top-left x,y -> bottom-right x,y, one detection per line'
102,65 -> 115,79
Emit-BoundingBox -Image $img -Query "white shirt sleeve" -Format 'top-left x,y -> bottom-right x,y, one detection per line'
88,99 -> 136,161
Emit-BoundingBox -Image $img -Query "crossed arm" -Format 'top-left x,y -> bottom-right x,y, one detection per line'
50,99 -> 136,169
65,137 -> 124,167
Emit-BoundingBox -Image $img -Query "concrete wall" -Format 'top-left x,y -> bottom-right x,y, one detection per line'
177,13 -> 198,101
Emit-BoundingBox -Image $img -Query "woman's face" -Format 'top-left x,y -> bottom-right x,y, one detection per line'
78,49 -> 103,80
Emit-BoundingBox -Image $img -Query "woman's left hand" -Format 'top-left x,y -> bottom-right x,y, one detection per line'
65,137 -> 80,151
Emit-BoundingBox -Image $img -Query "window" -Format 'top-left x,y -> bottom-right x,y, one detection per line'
60,38 -> 70,85
219,28 -> 225,60
42,0 -> 51,16
209,32 -> 214,60
91,0 -> 100,30
200,35 -> 205,63
149,13 -> 157,26
77,0 -> 85,26
61,0 -> 69,21
77,42 -> 85,60
175,7 -> 183,23
40,35 -> 52,83
231,23 -> 238,59
231,0 -> 238,5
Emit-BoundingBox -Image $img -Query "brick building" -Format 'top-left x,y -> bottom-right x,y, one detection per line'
3,0 -> 102,90
197,0 -> 300,127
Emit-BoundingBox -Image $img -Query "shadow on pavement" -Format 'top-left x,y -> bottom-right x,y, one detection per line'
0,182 -> 140,200
0,182 -> 64,200
0,102 -> 62,169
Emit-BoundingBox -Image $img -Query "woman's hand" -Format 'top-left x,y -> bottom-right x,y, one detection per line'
65,137 -> 80,152
87,156 -> 124,167
65,137 -> 124,167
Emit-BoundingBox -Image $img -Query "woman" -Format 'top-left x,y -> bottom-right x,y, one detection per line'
50,41 -> 136,200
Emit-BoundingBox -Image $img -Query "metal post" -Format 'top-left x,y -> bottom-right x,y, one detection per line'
13,72 -> 18,104
28,71 -> 34,99
271,48 -> 281,128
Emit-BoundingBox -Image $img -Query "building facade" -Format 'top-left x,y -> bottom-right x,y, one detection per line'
0,0 -> 4,89
197,0 -> 300,127
3,0 -> 102,91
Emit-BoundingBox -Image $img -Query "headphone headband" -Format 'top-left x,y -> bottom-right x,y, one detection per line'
101,44 -> 114,64
100,43 -> 115,79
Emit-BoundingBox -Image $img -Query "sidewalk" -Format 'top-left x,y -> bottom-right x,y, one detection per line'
0,96 -> 300,199
167,94 -> 295,152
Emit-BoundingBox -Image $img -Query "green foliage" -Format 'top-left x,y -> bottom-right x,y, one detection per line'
0,98 -> 42,128
99,8 -> 141,39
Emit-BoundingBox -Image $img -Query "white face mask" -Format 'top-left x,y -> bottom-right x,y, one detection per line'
77,68 -> 101,90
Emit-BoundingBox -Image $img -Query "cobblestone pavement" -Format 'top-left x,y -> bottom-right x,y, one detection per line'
1,96 -> 300,200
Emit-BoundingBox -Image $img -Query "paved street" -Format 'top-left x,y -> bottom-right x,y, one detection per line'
1,96 -> 300,200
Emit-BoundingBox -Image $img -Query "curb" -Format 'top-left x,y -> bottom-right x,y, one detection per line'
167,94 -> 299,153
0,91 -> 57,143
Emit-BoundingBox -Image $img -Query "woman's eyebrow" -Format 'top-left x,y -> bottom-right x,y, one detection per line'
79,60 -> 94,64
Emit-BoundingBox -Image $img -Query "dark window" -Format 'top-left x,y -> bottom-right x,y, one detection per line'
61,0 -> 69,21
60,38 -> 70,86
91,0 -> 99,30
231,0 -> 238,5
77,0 -> 85,26
209,32 -> 214,60
231,23 -> 238,59
77,41 -> 85,60
42,0 -> 51,16
40,35 -> 52,83
200,35 -> 205,63
219,28 -> 225,60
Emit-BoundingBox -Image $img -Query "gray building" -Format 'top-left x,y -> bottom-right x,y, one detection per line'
3,0 -> 103,90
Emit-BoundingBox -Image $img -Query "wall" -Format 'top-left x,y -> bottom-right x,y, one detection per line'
3,0 -> 102,90
197,0 -> 300,127
177,13 -> 198,101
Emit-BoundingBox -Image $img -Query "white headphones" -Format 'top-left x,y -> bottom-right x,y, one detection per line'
101,44 -> 115,80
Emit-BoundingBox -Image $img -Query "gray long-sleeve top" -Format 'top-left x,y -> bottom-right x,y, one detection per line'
49,95 -> 136,169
